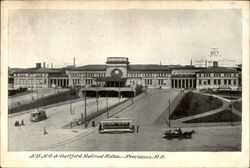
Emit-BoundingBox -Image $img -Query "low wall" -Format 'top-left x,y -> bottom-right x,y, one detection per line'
153,91 -> 186,127
63,93 -> 147,128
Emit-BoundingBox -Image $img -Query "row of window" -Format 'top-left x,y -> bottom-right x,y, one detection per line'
198,73 -> 237,77
71,73 -> 105,77
86,79 -> 93,85
72,79 -> 80,84
128,73 -> 169,78
14,73 -> 47,77
199,79 -> 237,85
15,79 -> 47,85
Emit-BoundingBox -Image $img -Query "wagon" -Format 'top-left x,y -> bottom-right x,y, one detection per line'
163,129 -> 195,140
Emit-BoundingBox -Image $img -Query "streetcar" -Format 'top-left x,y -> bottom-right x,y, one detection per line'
99,118 -> 135,134
30,109 -> 47,122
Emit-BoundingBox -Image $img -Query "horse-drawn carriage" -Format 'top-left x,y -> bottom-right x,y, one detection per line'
163,128 -> 195,140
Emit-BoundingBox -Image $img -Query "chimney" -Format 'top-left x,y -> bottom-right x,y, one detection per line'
51,63 -> 53,69
213,61 -> 218,67
36,63 -> 41,69
43,62 -> 46,68
73,57 -> 76,67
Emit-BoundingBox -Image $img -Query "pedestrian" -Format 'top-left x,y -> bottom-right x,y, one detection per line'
136,125 -> 139,133
21,119 -> 24,126
92,121 -> 95,127
43,127 -> 47,135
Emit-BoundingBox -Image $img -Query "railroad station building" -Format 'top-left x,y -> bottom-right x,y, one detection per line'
11,57 -> 241,93
196,62 -> 239,91
13,63 -> 69,89
67,57 -> 172,89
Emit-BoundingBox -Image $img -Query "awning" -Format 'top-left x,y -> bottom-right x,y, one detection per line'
95,77 -> 127,82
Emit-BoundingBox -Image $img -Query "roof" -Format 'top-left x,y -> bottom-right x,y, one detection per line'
96,77 -> 127,82
13,68 -> 63,74
196,67 -> 238,73
128,64 -> 171,71
171,74 -> 196,78
69,65 -> 106,71
49,73 -> 69,77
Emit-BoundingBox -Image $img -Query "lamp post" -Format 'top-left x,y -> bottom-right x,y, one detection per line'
96,88 -> 98,113
169,99 -> 171,128
84,90 -> 87,128
106,93 -> 109,118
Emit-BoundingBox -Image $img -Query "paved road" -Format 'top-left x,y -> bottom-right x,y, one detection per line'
8,97 -> 126,151
8,89 -> 241,151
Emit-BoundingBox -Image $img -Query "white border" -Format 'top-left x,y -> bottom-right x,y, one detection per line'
1,1 -> 249,167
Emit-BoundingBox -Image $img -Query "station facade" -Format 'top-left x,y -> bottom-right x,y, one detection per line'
11,57 -> 241,91
68,57 -> 172,89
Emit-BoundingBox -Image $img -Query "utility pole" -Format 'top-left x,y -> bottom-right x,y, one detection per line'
230,96 -> 233,126
106,94 -> 109,118
96,88 -> 98,113
118,82 -> 120,103
84,90 -> 87,128
70,99 -> 73,128
169,99 -> 171,128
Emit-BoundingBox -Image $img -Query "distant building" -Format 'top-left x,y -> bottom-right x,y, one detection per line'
194,48 -> 235,67
13,63 -> 69,89
170,66 -> 205,89
196,62 -> 239,91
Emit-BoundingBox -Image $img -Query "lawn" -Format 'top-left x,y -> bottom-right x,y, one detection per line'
170,92 -> 223,120
233,101 -> 242,112
184,109 -> 241,123
9,90 -> 80,113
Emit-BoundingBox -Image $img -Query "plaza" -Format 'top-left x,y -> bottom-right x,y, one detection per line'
8,88 -> 241,151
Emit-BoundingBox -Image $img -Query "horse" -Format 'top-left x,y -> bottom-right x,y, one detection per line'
182,130 -> 195,139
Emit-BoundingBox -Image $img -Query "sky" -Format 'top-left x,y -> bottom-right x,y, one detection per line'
8,9 -> 242,68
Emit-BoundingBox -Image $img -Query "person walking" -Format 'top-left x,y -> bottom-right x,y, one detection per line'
136,125 -> 139,133
21,120 -> 24,126
43,127 -> 47,135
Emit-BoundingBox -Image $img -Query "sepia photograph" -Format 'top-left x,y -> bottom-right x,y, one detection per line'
1,1 -> 249,167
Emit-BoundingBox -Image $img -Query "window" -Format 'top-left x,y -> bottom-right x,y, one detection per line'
228,79 -> 231,85
199,80 -> 201,85
214,79 -> 217,85
208,79 -> 210,85
224,79 -> 227,85
218,79 -> 221,85
158,79 -> 163,85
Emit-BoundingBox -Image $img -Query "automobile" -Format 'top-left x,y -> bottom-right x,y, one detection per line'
30,109 -> 47,122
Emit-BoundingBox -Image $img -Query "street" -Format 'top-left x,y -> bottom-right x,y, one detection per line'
8,89 -> 241,151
